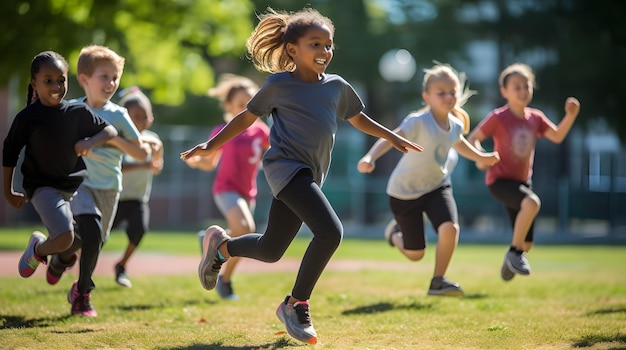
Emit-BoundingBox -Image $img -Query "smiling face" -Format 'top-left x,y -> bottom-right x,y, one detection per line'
79,61 -> 122,108
31,59 -> 68,107
286,24 -> 334,81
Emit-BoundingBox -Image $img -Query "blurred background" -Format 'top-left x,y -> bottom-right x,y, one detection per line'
1,0 -> 625,243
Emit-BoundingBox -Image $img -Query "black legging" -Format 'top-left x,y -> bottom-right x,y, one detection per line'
227,169 -> 343,301
62,214 -> 102,293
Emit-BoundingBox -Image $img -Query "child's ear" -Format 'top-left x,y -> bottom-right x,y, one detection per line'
77,73 -> 88,87
421,91 -> 429,105
499,86 -> 507,99
286,43 -> 297,58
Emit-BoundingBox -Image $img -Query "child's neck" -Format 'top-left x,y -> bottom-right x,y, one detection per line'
83,96 -> 108,109
507,103 -> 526,118
431,110 -> 450,131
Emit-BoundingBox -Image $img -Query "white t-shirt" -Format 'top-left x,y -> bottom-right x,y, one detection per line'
386,110 -> 463,200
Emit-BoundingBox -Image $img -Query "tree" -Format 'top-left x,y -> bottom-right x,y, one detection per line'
0,0 -> 254,106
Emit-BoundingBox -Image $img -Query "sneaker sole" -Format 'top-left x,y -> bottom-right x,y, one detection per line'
383,219 -> 398,247
19,231 -> 46,277
427,289 -> 464,297
501,258 -> 515,281
198,226 -> 228,290
505,256 -> 531,275
275,303 -> 317,344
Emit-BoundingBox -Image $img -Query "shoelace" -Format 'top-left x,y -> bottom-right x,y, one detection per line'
293,302 -> 312,325
74,294 -> 93,311
211,258 -> 225,272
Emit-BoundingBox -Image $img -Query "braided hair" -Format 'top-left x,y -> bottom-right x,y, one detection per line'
27,51 -> 68,107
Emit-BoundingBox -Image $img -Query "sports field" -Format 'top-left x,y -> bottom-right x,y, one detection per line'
0,228 -> 625,349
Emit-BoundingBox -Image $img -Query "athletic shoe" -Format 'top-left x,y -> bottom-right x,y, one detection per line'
505,248 -> 532,275
500,253 -> 515,281
115,264 -> 132,288
275,296 -> 317,344
427,276 -> 464,296
47,253 -> 78,285
68,280 -> 97,317
216,275 -> 238,300
198,225 -> 230,290
18,231 -> 47,277
383,219 -> 402,247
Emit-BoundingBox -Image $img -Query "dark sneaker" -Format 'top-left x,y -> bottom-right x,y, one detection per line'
427,276 -> 464,297
505,249 -> 531,275
275,296 -> 317,344
216,275 -> 238,300
500,253 -> 515,281
198,225 -> 230,290
19,231 -> 47,277
115,264 -> 132,288
68,280 -> 97,317
47,253 -> 77,285
383,219 -> 402,247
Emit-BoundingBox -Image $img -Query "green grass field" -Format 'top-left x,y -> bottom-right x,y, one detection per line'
0,227 -> 625,349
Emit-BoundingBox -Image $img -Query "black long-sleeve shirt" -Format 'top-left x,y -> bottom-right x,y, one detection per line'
3,100 -> 110,198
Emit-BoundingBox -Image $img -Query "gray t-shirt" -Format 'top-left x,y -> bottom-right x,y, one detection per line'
247,72 -> 364,196
387,110 -> 463,200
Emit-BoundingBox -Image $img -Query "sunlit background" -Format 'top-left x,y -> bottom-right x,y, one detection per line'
1,0 -> 624,242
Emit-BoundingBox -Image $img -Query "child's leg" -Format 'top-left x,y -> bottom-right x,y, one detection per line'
433,222 -> 459,277
30,187 -> 77,256
75,214 -> 103,293
512,195 -> 540,251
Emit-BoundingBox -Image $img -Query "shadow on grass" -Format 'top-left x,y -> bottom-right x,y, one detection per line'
572,333 -> 626,349
162,337 -> 295,349
341,300 -> 434,315
112,298 -> 210,312
0,314 -> 73,329
586,306 -> 626,316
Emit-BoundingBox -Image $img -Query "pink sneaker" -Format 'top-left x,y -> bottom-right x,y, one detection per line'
18,231 -> 46,277
68,281 -> 97,317
47,253 -> 78,285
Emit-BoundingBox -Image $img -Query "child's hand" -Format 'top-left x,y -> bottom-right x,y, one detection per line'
5,191 -> 28,209
357,156 -> 375,173
74,139 -> 92,157
389,133 -> 423,154
180,143 -> 211,161
564,97 -> 580,118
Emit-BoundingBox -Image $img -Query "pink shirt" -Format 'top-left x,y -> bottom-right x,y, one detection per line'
209,120 -> 270,201
476,105 -> 552,185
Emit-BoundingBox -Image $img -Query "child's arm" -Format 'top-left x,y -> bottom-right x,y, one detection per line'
74,125 -> 118,157
349,112 -> 423,155
107,135 -> 151,161
184,151 -> 222,172
149,137 -> 164,175
357,129 -> 403,174
543,97 -> 580,144
181,109 -> 258,160
454,135 -> 500,168
3,167 -> 27,208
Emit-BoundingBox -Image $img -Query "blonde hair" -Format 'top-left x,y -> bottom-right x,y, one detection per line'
77,45 -> 125,77
246,7 -> 334,73
421,63 -> 476,134
499,63 -> 535,88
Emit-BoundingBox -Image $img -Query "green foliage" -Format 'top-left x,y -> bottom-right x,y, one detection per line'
0,0 -> 253,106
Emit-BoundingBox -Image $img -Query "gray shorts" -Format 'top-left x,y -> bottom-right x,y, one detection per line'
214,191 -> 255,217
29,187 -> 75,240
70,184 -> 120,241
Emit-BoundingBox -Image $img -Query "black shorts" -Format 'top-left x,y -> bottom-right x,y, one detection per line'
487,179 -> 535,242
112,200 -> 149,245
389,185 -> 457,250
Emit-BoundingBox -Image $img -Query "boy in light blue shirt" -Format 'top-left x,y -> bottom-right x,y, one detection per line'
47,45 -> 149,317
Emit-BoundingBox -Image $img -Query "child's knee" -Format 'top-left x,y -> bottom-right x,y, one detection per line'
404,249 -> 425,261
